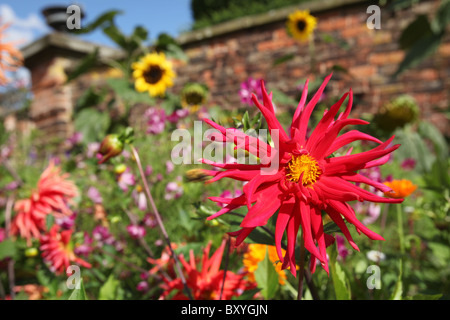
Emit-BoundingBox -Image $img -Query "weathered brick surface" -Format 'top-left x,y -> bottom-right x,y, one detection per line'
173,0 -> 449,136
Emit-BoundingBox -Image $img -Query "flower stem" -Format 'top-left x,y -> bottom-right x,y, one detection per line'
130,145 -> 193,300
219,236 -> 231,300
396,204 -> 405,255
297,235 -> 306,300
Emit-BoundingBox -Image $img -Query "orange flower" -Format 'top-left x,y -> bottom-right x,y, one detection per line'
0,23 -> 23,85
243,244 -> 289,285
384,179 -> 417,199
11,161 -> 79,245
40,225 -> 91,275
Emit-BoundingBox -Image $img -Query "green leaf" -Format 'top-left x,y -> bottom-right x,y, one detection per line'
73,10 -> 123,35
0,239 -> 16,260
74,108 -> 111,143
68,278 -> 88,300
272,53 -> 295,66
253,248 -> 280,299
328,244 -> 351,300
99,274 -> 123,300
103,24 -> 128,49
390,260 -> 403,300
432,0 -> 450,33
107,78 -> 155,105
66,48 -> 99,83
399,15 -> 433,50
405,293 -> 443,300
394,31 -> 444,77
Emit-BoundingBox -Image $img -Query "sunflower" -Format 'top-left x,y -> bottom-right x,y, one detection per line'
180,82 -> 208,113
286,10 -> 317,42
132,52 -> 175,97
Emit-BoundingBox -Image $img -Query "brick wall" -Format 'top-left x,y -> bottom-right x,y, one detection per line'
173,0 -> 449,136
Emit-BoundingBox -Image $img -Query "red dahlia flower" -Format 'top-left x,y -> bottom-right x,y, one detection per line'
201,74 -> 403,275
11,161 -> 79,245
40,225 -> 91,275
160,240 -> 254,300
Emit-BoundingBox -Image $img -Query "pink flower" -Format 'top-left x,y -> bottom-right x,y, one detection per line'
239,77 -> 264,106
401,158 -> 416,170
166,161 -> 175,174
87,187 -> 103,204
126,224 -> 146,239
336,235 -> 349,261
0,228 -> 5,242
117,169 -> 135,192
145,107 -> 166,134
165,178 -> 183,200
136,281 -> 149,292
132,188 -> 147,211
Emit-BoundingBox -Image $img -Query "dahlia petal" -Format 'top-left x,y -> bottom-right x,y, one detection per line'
291,79 -> 309,135
274,198 -> 295,263
325,130 -> 382,157
243,171 -> 282,208
295,73 -> 333,145
228,227 -> 255,246
298,201 -> 322,263
240,189 -> 283,228
324,207 -> 360,251
284,206 -> 301,276
327,200 -> 384,241
310,207 -> 329,274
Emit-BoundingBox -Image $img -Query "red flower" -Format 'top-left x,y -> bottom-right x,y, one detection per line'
11,161 -> 78,245
201,74 -> 403,275
159,241 -> 254,300
40,225 -> 91,275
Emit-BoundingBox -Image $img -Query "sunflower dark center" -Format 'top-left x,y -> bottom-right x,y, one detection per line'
143,65 -> 164,84
296,19 -> 307,32
186,91 -> 204,105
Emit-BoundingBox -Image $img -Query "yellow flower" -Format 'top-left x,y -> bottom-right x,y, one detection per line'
180,82 -> 208,113
286,10 -> 317,42
383,179 -> 417,199
243,244 -> 288,285
132,52 -> 175,97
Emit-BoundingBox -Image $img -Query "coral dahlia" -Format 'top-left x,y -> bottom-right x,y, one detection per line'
40,225 -> 91,275
159,241 -> 254,300
201,74 -> 403,275
11,161 -> 79,245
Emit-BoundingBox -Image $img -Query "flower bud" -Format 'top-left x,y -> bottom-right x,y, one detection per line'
98,134 -> 124,164
25,247 -> 39,258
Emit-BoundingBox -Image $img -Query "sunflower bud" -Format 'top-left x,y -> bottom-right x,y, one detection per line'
98,134 -> 124,164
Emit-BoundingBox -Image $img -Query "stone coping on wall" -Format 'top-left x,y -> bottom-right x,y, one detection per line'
21,32 -> 124,68
177,0 -> 368,45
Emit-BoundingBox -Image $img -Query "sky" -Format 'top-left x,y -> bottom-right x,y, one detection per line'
0,0 -> 194,48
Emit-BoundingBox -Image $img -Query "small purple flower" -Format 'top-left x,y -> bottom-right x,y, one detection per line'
362,203 -> 381,226
87,186 -> 103,204
126,224 -> 146,239
74,233 -> 93,257
145,165 -> 153,176
401,158 -> 416,170
0,228 -> 5,242
145,107 -> 166,134
132,188 -> 147,211
117,169 -> 136,192
55,213 -> 76,230
4,181 -> 19,191
143,214 -> 157,228
164,177 -> 183,200
136,281 -> 149,292
167,109 -> 189,123
336,235 -> 349,261
86,142 -> 100,158
239,77 -> 264,106
93,226 -> 115,245
166,161 -> 174,174
66,132 -> 83,149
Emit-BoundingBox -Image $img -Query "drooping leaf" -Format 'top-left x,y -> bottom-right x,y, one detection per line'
329,244 -> 351,300
66,48 -> 99,83
73,10 -> 123,34
99,274 -> 123,300
68,278 -> 88,300
399,15 -> 433,50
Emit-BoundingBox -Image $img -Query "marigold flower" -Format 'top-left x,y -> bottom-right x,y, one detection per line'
243,244 -> 289,285
40,225 -> 91,275
286,10 -> 317,42
383,179 -> 417,199
159,241 -> 254,300
11,161 -> 78,245
0,23 -> 23,85
201,74 -> 403,275
132,52 -> 175,97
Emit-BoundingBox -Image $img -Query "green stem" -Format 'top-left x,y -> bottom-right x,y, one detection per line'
297,236 -> 306,300
130,145 -> 193,300
396,204 -> 405,255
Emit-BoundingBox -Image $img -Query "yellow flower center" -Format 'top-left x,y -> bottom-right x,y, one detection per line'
286,154 -> 321,186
